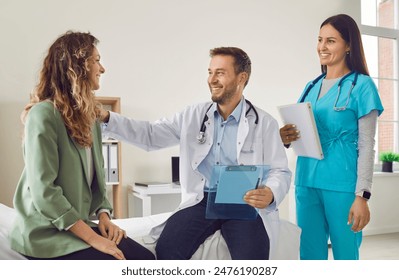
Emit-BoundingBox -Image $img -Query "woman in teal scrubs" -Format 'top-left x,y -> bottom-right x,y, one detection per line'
280,14 -> 384,260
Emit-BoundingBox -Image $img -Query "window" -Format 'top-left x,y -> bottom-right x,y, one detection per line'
361,0 -> 399,170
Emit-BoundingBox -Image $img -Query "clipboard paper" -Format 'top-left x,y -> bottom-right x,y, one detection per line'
278,102 -> 324,160
205,165 -> 268,220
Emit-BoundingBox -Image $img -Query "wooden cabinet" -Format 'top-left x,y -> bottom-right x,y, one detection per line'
96,96 -> 122,218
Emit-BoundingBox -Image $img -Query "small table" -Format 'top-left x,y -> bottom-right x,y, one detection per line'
128,184 -> 181,217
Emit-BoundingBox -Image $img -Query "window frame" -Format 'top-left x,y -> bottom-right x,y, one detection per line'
360,0 -> 399,171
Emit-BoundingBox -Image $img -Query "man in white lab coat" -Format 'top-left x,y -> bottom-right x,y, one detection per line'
101,47 -> 291,259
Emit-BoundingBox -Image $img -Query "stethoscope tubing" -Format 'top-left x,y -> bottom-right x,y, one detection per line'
300,71 -> 358,108
197,99 -> 258,144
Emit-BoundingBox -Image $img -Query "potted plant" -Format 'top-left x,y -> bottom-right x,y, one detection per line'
379,151 -> 399,172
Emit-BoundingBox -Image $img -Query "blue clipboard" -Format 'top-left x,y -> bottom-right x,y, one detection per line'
215,165 -> 260,204
205,165 -> 268,220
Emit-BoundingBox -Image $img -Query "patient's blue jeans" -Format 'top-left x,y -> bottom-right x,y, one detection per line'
155,192 -> 269,260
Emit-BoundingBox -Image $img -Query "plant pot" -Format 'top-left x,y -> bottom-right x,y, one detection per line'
382,161 -> 393,172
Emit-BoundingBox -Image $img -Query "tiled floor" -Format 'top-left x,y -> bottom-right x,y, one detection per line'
328,232 -> 399,260
360,232 -> 399,260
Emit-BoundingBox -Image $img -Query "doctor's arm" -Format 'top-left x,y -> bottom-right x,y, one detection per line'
100,109 -> 181,151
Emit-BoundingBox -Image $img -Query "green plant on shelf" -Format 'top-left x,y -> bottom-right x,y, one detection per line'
379,151 -> 399,162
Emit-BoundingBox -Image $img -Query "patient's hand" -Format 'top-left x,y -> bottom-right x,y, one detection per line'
69,219 -> 126,260
244,186 -> 274,209
88,234 -> 126,260
98,213 -> 126,245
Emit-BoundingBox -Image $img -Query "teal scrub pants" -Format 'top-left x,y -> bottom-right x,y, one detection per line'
296,186 -> 362,260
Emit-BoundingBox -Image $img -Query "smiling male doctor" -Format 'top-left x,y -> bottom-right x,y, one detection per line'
101,47 -> 291,260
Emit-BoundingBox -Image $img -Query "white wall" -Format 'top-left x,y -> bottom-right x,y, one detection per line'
0,0 -> 366,220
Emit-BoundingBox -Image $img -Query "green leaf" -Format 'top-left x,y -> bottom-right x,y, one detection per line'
379,151 -> 399,162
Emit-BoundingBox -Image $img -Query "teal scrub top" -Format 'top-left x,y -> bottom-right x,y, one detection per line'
295,72 -> 384,193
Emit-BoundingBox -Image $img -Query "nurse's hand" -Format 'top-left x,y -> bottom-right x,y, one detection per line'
347,196 -> 370,232
280,124 -> 300,145
244,186 -> 274,209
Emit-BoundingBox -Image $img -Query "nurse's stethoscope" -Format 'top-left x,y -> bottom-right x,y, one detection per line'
300,71 -> 359,111
197,99 -> 259,144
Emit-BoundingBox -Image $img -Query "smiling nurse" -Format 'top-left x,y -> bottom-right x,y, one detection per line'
280,14 -> 384,260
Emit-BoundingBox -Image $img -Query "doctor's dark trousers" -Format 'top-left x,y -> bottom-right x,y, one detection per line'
155,192 -> 270,260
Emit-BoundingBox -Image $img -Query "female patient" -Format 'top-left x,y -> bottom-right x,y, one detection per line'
9,31 -> 154,260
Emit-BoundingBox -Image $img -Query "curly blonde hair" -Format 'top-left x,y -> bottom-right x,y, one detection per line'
22,31 -> 102,147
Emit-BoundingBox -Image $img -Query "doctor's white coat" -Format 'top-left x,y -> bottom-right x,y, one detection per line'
104,100 -> 292,257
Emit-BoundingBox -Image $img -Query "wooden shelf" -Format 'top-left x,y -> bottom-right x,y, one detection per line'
96,96 -> 122,218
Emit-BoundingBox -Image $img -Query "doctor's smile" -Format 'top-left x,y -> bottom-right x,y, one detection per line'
210,85 -> 223,91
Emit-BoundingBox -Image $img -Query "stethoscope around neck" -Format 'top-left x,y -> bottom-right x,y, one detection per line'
197,99 -> 259,144
300,71 -> 359,111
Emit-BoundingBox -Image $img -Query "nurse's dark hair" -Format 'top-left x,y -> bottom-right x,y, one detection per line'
320,14 -> 369,76
209,47 -> 251,87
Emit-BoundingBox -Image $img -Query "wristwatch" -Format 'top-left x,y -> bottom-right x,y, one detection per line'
356,191 -> 371,201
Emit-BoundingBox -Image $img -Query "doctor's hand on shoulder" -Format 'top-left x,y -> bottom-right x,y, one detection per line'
244,187 -> 274,209
98,108 -> 110,123
280,124 -> 300,145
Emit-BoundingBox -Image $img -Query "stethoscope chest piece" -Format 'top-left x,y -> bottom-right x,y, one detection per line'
197,131 -> 206,144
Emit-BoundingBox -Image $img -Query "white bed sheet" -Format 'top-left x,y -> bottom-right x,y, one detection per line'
0,203 -> 300,260
0,203 -> 26,260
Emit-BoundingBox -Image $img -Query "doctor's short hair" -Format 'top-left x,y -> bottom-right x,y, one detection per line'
209,47 -> 251,87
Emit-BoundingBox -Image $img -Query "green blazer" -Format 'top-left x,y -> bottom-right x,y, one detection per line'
10,101 -> 112,258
